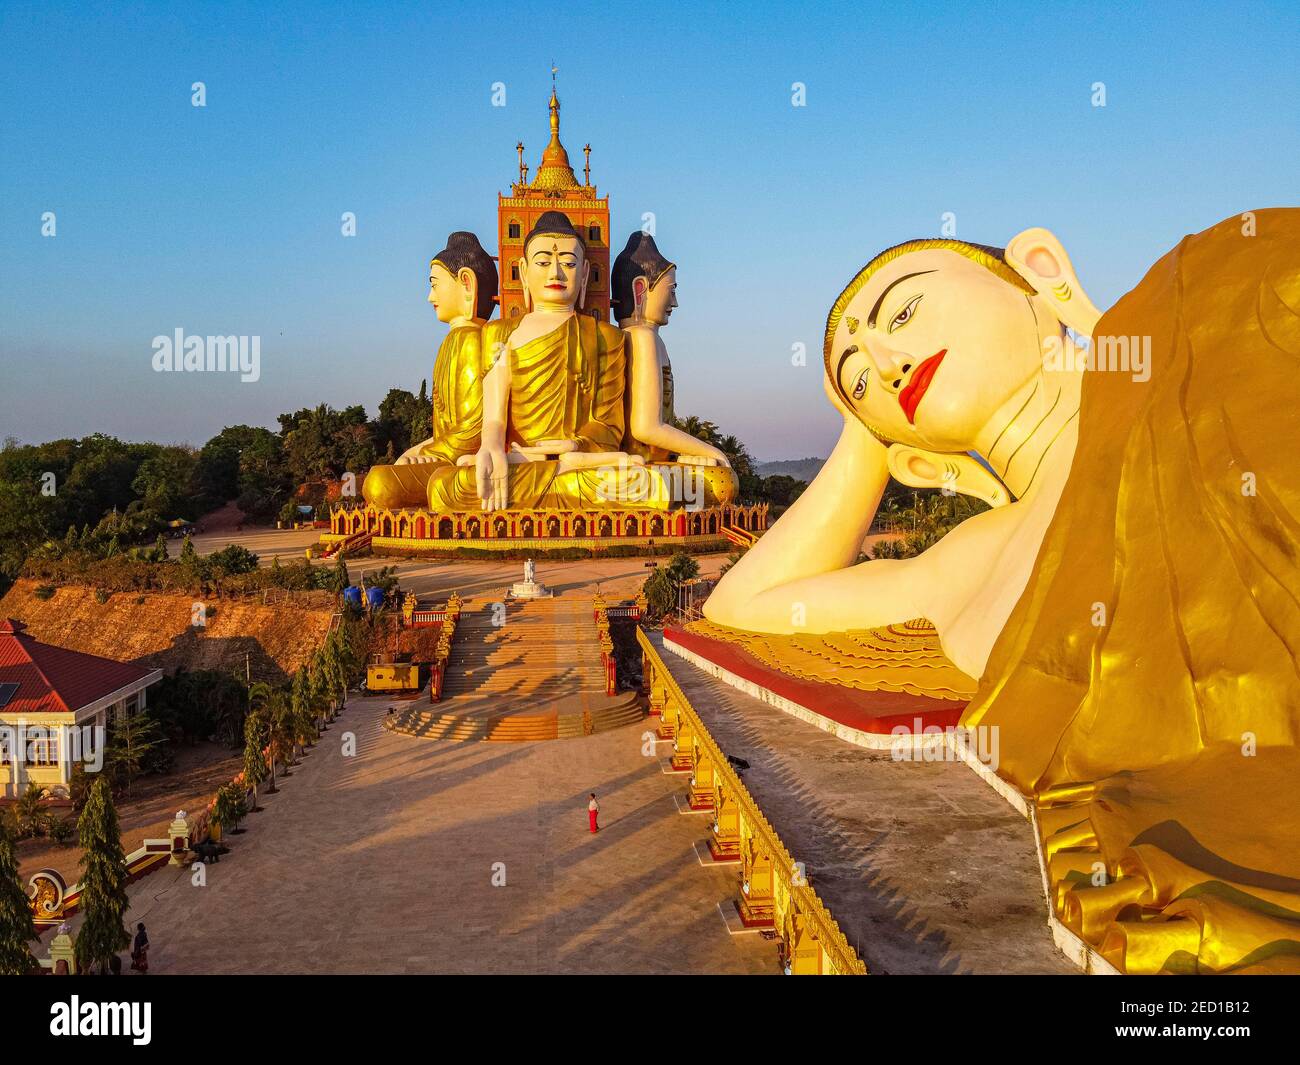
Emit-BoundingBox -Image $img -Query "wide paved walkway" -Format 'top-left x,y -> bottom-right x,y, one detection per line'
652,633 -> 1076,976
105,696 -> 773,975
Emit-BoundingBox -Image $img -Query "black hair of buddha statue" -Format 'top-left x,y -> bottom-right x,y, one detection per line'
432,231 -> 498,320
523,211 -> 586,256
611,231 -> 675,321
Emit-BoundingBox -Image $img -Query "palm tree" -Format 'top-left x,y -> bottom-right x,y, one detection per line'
672,414 -> 722,446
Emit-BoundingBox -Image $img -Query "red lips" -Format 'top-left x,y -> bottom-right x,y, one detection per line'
898,349 -> 947,424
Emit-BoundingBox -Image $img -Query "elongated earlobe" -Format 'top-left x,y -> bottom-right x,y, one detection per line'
632,276 -> 648,323
886,445 -> 1011,507
458,267 -> 478,320
1005,227 -> 1103,337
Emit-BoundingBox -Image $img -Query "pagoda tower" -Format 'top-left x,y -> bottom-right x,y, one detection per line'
497,87 -> 610,322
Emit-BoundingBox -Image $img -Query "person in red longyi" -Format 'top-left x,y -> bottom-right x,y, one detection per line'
587,792 -> 599,834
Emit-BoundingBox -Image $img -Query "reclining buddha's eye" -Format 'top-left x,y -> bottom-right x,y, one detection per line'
890,295 -> 922,333
852,370 -> 868,401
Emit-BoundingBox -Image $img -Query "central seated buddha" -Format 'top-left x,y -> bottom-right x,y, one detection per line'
425,211 -> 735,512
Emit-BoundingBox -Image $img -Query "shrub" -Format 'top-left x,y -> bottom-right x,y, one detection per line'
47,816 -> 76,845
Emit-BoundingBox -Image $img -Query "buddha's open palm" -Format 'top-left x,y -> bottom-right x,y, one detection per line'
475,445 -> 509,511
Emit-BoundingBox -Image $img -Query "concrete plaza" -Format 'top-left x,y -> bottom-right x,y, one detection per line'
105,696 -> 773,975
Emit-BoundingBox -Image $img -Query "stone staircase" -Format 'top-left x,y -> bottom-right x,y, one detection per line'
386,597 -> 644,742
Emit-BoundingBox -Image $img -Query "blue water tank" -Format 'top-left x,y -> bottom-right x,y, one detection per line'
366,586 -> 385,611
342,586 -> 362,608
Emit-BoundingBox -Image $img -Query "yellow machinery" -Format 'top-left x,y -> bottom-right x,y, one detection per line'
366,654 -> 420,693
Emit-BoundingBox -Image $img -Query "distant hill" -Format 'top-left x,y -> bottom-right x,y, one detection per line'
755,457 -> 824,483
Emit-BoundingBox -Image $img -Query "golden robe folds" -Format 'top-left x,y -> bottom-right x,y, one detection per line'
362,319 -> 514,509
963,208 -> 1300,973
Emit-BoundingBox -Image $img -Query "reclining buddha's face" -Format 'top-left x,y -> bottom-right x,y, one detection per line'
827,248 -> 1049,452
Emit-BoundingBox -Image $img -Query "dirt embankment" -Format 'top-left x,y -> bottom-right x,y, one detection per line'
1,579 -> 335,685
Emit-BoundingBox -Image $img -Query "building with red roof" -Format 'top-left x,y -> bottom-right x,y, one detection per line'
0,618 -> 161,799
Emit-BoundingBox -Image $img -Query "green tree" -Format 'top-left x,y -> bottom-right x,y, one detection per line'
869,491 -> 988,559
373,386 -> 424,458
0,818 -> 37,975
105,710 -> 164,796
242,709 -> 270,810
641,553 -> 703,623
206,543 -> 259,576
408,381 -> 432,453
74,777 -> 131,973
642,568 -> 677,622
130,445 -> 200,525
14,782 -> 47,838
316,629 -> 351,719
279,404 -> 376,484
331,553 -> 350,594
665,552 -> 700,585
211,782 -> 248,836
291,665 -> 319,737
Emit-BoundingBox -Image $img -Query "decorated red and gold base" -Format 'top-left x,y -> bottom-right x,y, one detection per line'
662,621 -> 969,747
321,500 -> 767,555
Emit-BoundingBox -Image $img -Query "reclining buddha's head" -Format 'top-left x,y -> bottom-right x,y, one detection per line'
824,238 -> 1072,453
521,211 -> 588,313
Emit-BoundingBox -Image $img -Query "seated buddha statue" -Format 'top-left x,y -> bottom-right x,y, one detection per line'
612,231 -> 738,505
362,231 -> 514,509
430,211 -> 674,512
705,210 -> 1300,974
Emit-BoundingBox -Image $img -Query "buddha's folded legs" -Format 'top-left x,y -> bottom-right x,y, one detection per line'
425,460 -> 739,511
428,461 -> 562,511
362,463 -> 443,510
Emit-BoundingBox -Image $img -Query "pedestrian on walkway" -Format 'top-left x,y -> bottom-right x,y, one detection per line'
130,922 -> 149,974
588,793 -> 599,834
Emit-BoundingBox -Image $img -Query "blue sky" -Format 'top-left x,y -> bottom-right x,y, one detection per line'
1,0 -> 1296,459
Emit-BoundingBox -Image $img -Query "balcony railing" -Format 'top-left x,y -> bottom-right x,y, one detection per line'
638,627 -> 867,975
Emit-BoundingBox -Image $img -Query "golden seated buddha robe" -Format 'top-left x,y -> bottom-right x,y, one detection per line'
362,320 -> 513,509
427,313 -> 731,510
363,232 -> 506,510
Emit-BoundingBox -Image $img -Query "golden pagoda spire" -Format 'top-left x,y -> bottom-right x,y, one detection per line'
531,79 -> 580,191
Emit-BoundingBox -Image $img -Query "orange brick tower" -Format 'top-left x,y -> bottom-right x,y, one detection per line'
497,86 -> 610,322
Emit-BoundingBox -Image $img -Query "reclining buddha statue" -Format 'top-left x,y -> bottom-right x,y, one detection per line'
705,209 -> 1300,973
362,231 -> 513,509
